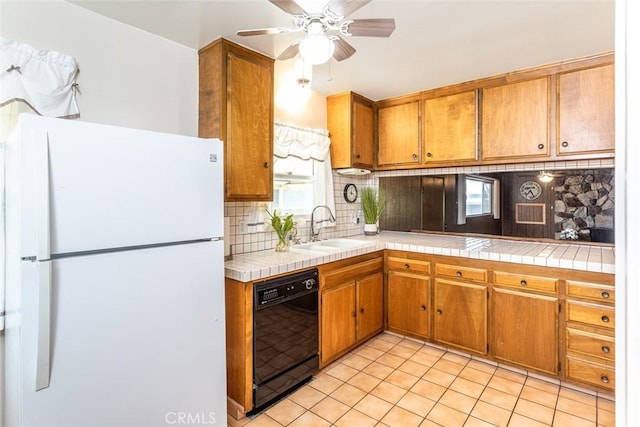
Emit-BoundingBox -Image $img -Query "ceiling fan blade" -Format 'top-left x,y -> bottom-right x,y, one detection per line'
344,18 -> 396,37
327,0 -> 371,17
332,37 -> 357,61
236,27 -> 299,36
269,0 -> 306,15
277,42 -> 300,60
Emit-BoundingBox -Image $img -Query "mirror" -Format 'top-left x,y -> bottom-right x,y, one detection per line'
379,168 -> 614,243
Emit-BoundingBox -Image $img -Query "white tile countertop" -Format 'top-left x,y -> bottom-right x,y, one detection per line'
224,231 -> 615,282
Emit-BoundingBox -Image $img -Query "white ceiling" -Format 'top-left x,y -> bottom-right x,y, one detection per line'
70,0 -> 614,101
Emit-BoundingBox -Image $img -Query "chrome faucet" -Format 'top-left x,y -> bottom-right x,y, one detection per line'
310,205 -> 336,241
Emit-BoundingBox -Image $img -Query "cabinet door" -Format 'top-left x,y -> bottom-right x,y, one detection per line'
434,279 -> 487,354
321,283 -> 356,364
492,288 -> 559,374
423,91 -> 477,163
356,272 -> 384,341
482,77 -> 550,160
377,101 -> 421,167
226,51 -> 273,201
557,64 -> 614,155
353,99 -> 375,168
387,271 -> 430,339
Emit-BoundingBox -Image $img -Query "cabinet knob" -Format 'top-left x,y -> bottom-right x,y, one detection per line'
561,141 -> 569,148
263,162 -> 270,168
421,305 -> 427,311
412,153 -> 418,161
456,271 -> 462,277
436,309 -> 442,315
520,280 -> 527,287
601,375 -> 610,384
351,311 -> 356,318
355,154 -> 361,159
360,308 -> 365,314
537,144 -> 545,150
601,291 -> 610,299
602,346 -> 610,354
601,315 -> 610,323
404,263 -> 410,269
426,152 -> 432,158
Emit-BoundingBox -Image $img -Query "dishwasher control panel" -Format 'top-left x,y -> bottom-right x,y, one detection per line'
254,268 -> 318,308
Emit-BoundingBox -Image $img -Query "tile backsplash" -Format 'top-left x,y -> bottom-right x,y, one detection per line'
224,158 -> 614,256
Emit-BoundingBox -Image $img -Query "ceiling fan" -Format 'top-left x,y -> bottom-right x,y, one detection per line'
236,0 -> 396,65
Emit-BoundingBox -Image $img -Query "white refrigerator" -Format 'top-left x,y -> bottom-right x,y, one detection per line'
3,115 -> 227,427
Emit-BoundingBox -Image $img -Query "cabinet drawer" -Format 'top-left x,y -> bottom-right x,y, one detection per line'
566,327 -> 615,360
388,257 -> 431,274
566,356 -> 615,391
566,280 -> 615,303
566,300 -> 615,329
435,263 -> 487,282
494,271 -> 558,293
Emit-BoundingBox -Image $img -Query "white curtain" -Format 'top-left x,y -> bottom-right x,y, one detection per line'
0,38 -> 80,118
0,39 -> 80,331
274,122 -> 336,226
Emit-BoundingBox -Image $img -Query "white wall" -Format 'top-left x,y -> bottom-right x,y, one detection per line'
0,0 -> 198,136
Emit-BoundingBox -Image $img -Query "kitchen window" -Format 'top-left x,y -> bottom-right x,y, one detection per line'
272,123 -> 335,217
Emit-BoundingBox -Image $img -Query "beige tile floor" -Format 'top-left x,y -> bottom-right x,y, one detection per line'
229,333 -> 615,427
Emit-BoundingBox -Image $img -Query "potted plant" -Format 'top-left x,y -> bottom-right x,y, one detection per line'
266,209 -> 295,252
360,187 -> 385,235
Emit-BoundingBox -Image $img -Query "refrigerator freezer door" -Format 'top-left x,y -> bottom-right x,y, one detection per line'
5,241 -> 226,427
14,115 -> 223,257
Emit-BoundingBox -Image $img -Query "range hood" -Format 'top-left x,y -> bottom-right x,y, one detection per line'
336,168 -> 371,176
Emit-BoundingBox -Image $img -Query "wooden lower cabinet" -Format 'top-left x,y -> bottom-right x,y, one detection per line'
433,278 -> 487,354
319,254 -> 384,366
387,271 -> 430,339
492,287 -> 559,375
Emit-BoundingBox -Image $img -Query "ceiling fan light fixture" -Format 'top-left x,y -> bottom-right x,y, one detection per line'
538,171 -> 554,183
299,22 -> 335,65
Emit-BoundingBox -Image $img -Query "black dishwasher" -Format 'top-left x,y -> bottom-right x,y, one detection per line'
250,268 -> 319,413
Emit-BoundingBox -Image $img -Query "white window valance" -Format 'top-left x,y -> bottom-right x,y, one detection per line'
274,122 -> 330,161
0,39 -> 80,118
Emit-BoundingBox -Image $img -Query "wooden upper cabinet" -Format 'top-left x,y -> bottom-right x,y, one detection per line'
377,100 -> 421,167
481,77 -> 550,161
327,92 -> 375,169
557,63 -> 615,155
423,91 -> 478,163
198,38 -> 274,202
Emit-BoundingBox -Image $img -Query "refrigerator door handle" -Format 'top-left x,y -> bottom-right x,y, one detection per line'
36,132 -> 51,260
35,261 -> 52,391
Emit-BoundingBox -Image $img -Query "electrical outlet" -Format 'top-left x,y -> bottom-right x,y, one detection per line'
238,220 -> 248,234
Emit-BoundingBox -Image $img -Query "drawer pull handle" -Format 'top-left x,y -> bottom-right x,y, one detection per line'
520,280 -> 527,287
426,152 -> 432,158
404,263 -> 410,269
456,271 -> 462,277
602,346 -> 610,354
601,375 -> 610,384
436,309 -> 442,315
601,291 -> 610,299
601,315 -> 610,323
537,143 -> 545,150
421,305 -> 427,311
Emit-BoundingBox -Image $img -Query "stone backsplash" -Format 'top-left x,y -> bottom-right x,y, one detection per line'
554,169 -> 614,242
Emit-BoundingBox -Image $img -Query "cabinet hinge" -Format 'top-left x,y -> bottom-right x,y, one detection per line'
487,343 -> 489,352
558,361 -> 562,372
559,302 -> 562,313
